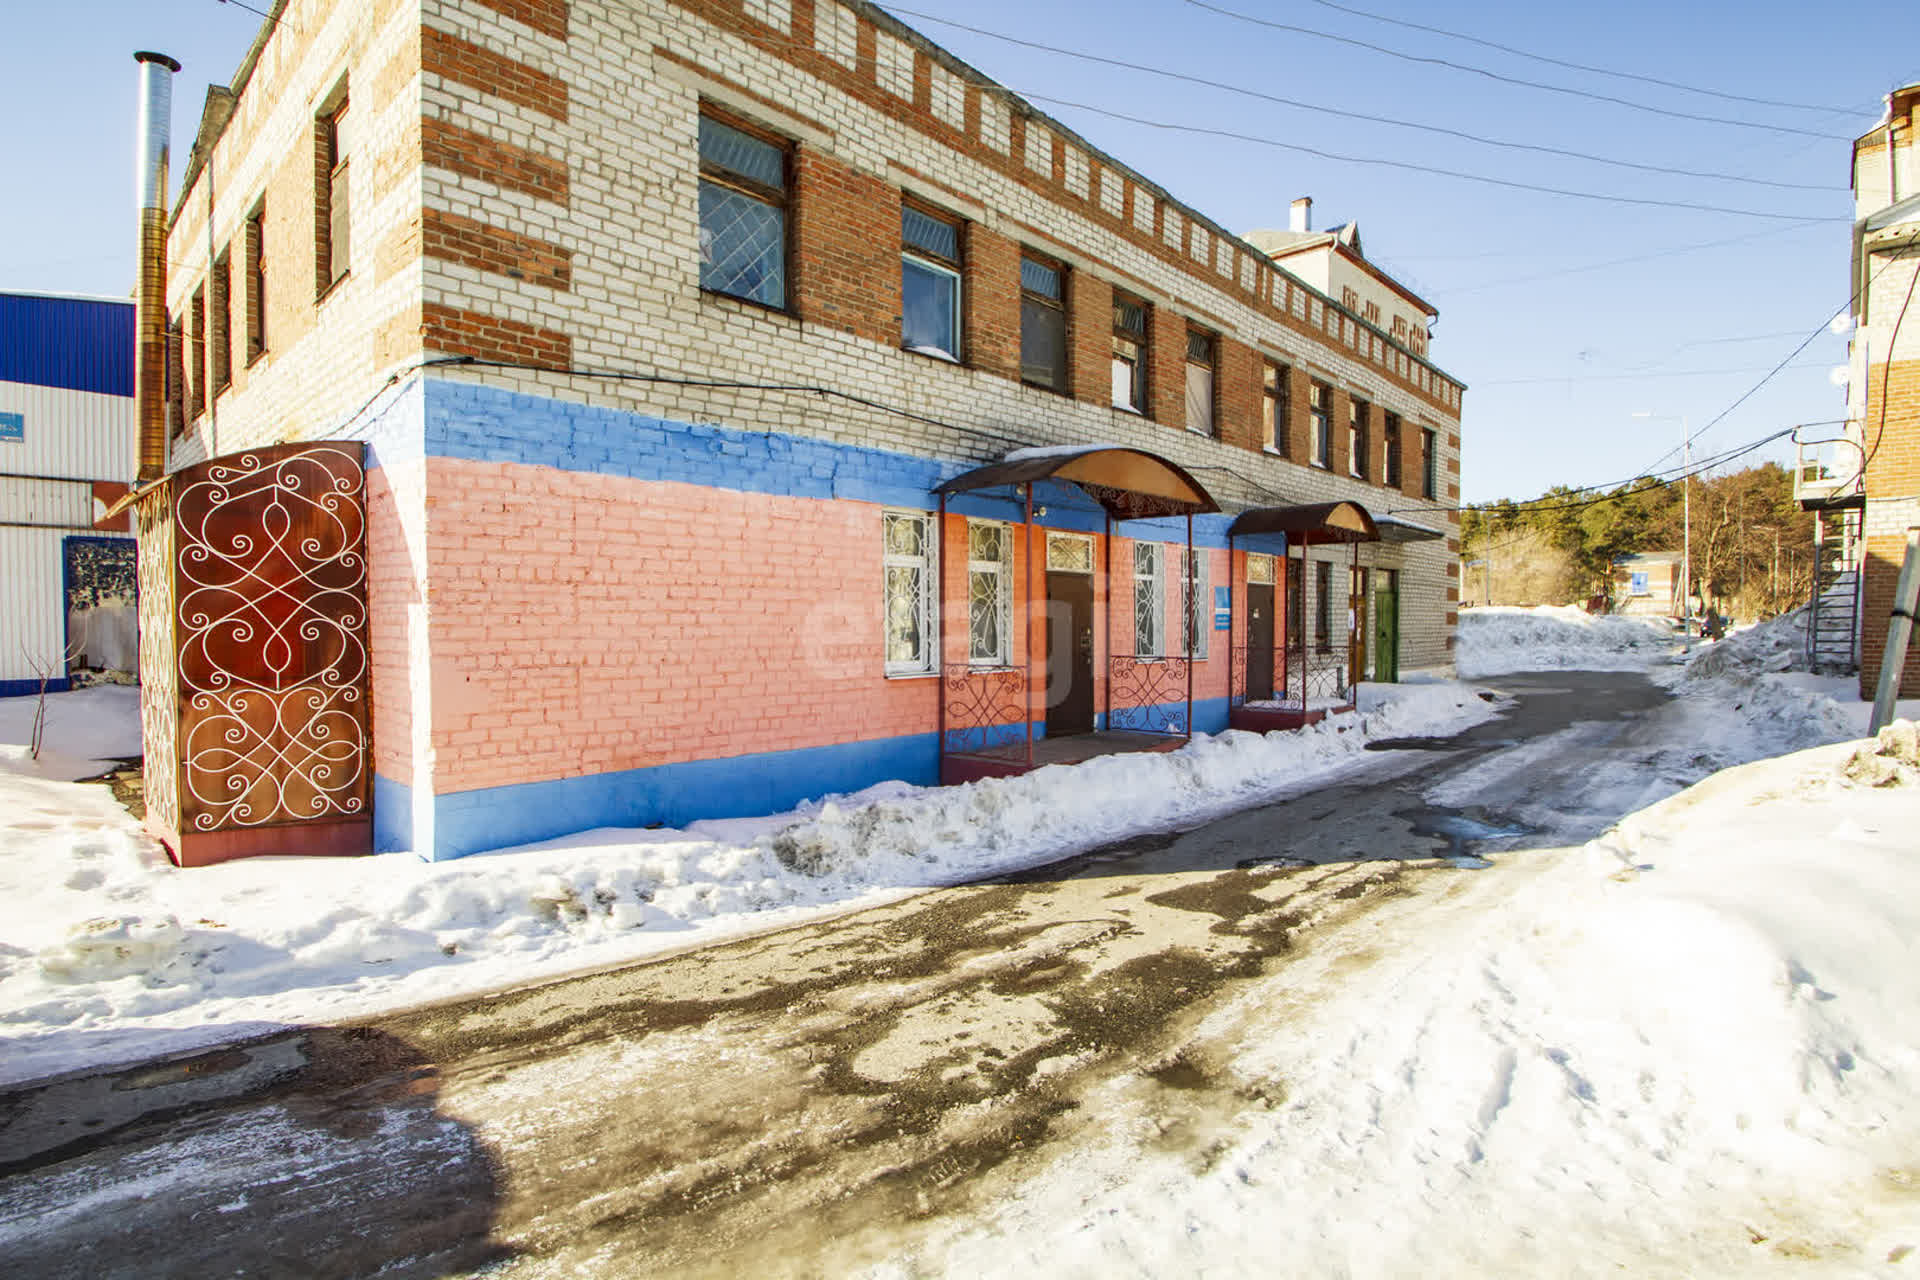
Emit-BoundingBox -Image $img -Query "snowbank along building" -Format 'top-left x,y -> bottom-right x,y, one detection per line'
142,0 -> 1466,863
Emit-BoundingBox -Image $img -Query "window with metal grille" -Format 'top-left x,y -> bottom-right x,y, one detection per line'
1262,361 -> 1288,454
1309,380 -> 1331,468
1181,547 -> 1210,659
1350,397 -> 1370,480
245,203 -> 267,363
1422,428 -> 1438,499
1383,411 -> 1402,488
903,202 -> 963,360
1020,253 -> 1067,391
1314,559 -> 1333,652
968,520 -> 1011,665
1047,533 -> 1092,573
1111,293 -> 1148,413
315,87 -> 349,297
1134,542 -> 1164,656
1185,328 -> 1215,436
883,510 -> 937,675
211,250 -> 231,392
698,113 -> 789,309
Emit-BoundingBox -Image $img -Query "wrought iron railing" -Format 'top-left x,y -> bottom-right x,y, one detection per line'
1287,648 -> 1350,706
1108,655 -> 1191,735
942,664 -> 1028,758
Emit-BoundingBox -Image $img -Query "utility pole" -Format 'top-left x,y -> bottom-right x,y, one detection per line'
1682,415 -> 1692,647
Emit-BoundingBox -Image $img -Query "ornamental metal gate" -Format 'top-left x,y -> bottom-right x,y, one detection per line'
136,442 -> 370,866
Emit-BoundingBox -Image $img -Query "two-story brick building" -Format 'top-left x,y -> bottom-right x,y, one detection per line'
149,0 -> 1466,861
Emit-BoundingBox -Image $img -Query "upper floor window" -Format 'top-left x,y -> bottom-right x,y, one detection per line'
1341,285 -> 1358,312
245,203 -> 267,363
1020,253 -> 1067,391
1309,380 -> 1332,468
211,249 -> 232,392
166,314 -> 185,436
1421,428 -> 1439,500
315,88 -> 350,297
1390,315 -> 1409,344
1383,411 -> 1402,489
902,202 -> 963,360
1262,361 -> 1288,455
1349,398 -> 1370,480
1363,300 -> 1381,326
1111,292 -> 1148,413
698,112 -> 789,309
883,510 -> 938,676
188,285 -> 206,419
1185,328 -> 1216,436
968,520 -> 1011,665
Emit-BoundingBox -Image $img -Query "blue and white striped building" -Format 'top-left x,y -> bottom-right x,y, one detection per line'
0,291 -> 137,696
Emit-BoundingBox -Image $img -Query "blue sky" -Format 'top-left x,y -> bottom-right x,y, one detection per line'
6,0 -> 1916,503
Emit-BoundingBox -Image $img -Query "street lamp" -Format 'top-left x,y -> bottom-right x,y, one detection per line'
1633,411 -> 1692,647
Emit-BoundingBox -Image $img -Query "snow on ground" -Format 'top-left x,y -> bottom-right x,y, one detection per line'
1455,603 -> 1677,677
0,680 -> 1501,1086
886,725 -> 1920,1279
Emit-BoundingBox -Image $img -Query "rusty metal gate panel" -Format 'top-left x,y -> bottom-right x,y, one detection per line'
142,442 -> 371,865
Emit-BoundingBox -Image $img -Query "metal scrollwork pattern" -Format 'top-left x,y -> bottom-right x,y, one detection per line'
1288,649 -> 1351,706
173,444 -> 369,831
943,663 -> 1028,757
137,488 -> 180,837
1108,655 -> 1191,736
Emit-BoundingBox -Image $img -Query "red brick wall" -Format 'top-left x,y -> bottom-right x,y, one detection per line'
423,209 -> 571,290
422,303 -> 571,365
965,224 -> 1020,380
421,26 -> 568,121
421,118 -> 569,205
792,150 -> 898,345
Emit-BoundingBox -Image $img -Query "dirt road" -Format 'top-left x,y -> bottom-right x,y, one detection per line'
0,672 -> 1675,1278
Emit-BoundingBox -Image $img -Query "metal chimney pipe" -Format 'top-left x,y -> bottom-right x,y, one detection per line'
134,51 -> 180,483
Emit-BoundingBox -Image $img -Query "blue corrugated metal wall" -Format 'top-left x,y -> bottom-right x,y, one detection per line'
0,293 -> 135,398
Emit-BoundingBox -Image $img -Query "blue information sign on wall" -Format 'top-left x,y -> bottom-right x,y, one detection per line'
0,411 -> 22,442
1213,584 -> 1231,630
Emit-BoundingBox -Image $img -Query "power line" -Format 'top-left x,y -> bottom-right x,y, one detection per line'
1474,357 -> 1829,387
1015,93 -> 1831,222
1179,0 -> 1850,142
1435,219 -> 1832,296
213,0 -> 284,28
1291,0 -> 1859,116
884,7 -> 1836,193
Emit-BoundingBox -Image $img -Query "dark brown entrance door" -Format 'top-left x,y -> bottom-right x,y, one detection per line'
1246,582 -> 1275,701
1046,570 -> 1095,735
1349,566 -> 1370,682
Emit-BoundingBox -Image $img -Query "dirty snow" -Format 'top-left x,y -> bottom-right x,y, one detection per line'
0,680 -> 1500,1086
1455,603 -> 1677,677
885,722 -> 1920,1278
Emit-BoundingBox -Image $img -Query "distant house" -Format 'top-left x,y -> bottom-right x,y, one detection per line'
1611,552 -> 1684,618
0,292 -> 137,696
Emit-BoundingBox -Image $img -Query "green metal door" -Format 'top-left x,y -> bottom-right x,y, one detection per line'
1373,580 -> 1399,683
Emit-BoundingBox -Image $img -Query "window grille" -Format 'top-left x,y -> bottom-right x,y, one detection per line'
968,520 -> 1012,665
903,203 -> 963,359
1181,548 -> 1210,659
883,510 -> 937,675
1047,533 -> 1093,573
1134,542 -> 1163,656
699,113 -> 789,308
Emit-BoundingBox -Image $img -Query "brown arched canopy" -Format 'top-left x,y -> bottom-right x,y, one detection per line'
935,445 -> 1219,520
1228,500 -> 1378,543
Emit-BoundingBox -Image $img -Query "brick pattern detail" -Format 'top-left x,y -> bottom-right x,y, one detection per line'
423,207 -> 572,289
1864,359 -> 1920,496
1148,303 -> 1185,430
1861,530 -> 1920,697
1215,337 -> 1258,454
422,302 -> 572,365
422,26 -> 568,120
964,224 -> 1020,381
468,0 -> 568,40
792,149 -> 898,345
422,117 -> 569,204
1066,268 -> 1110,408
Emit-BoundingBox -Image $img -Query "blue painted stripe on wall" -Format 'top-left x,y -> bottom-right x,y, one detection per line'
373,772 -> 414,853
425,730 -> 943,861
0,677 -> 71,699
419,378 -> 1243,547
0,294 -> 134,397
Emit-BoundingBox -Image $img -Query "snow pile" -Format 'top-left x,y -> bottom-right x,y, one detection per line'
0,681 -> 1501,1085
897,735 -> 1920,1277
1686,606 -> 1809,680
0,684 -> 143,783
1455,605 -> 1675,677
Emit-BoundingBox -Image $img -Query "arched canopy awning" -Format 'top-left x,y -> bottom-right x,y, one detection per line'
1228,500 -> 1378,543
934,444 -> 1219,520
